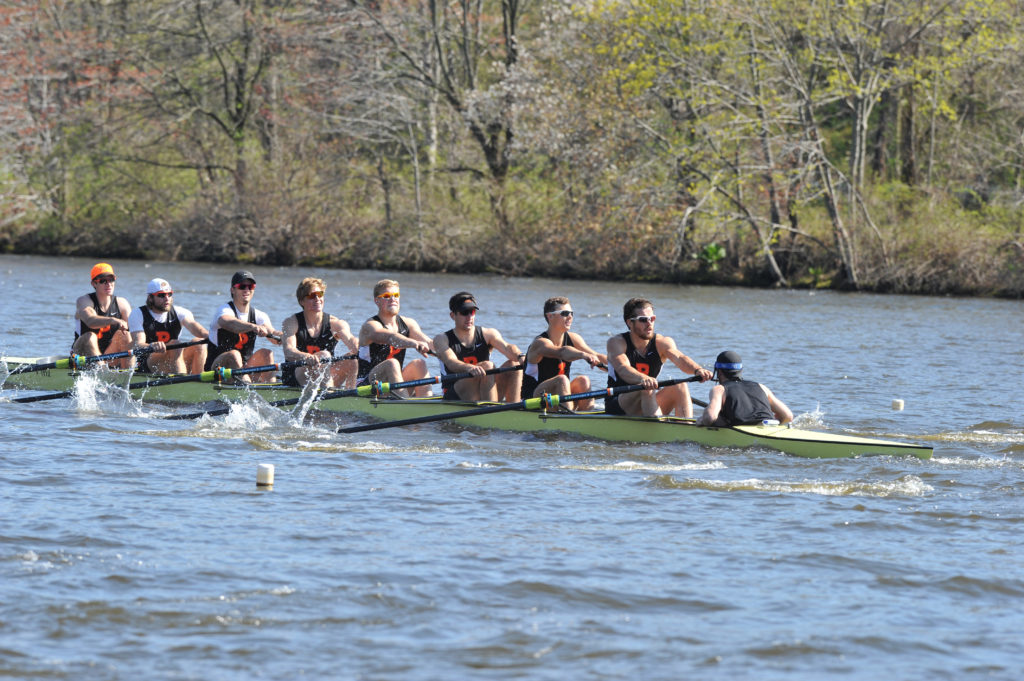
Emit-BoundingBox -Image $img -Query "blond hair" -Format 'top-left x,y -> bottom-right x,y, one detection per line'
296,277 -> 325,302
373,279 -> 400,298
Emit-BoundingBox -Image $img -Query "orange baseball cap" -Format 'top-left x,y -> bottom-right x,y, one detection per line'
90,263 -> 115,281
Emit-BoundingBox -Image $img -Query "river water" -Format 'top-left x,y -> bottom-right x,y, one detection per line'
1,254 -> 1021,680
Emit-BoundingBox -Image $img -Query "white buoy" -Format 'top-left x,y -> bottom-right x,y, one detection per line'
257,463 -> 275,487
892,399 -> 904,411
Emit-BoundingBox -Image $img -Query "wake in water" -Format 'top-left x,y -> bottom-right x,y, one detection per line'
650,473 -> 933,497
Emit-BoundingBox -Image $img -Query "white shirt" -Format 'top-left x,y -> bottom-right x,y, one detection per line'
208,302 -> 271,346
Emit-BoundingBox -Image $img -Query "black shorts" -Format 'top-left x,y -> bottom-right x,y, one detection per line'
604,393 -> 626,415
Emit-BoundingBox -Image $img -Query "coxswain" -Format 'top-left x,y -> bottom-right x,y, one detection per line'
698,350 -> 793,426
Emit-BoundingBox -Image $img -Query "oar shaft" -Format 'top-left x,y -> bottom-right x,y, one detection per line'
164,363 -> 523,421
338,376 -> 697,434
129,352 -> 358,391
7,339 -> 207,375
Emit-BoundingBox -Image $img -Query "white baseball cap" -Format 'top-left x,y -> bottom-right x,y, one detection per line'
146,278 -> 173,295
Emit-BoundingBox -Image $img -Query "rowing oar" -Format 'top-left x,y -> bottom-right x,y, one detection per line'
165,364 -> 524,421
11,352 -> 355,404
6,339 -> 208,376
124,352 -> 357,391
338,376 -> 701,434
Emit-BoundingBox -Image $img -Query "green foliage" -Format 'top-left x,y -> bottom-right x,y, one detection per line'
697,242 -> 727,271
1,0 -> 1023,297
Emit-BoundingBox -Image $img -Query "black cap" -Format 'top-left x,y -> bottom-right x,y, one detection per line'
713,350 -> 743,379
231,270 -> 256,286
449,291 -> 479,312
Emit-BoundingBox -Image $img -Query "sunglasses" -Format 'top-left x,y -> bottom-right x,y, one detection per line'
628,315 -> 656,324
154,291 -> 173,299
549,309 -> 573,318
456,307 -> 477,316
377,291 -> 400,299
94,276 -> 116,285
305,290 -> 324,300
233,283 -> 256,291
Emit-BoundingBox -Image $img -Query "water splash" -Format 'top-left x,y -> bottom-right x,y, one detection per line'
70,372 -> 147,417
793,404 -> 826,429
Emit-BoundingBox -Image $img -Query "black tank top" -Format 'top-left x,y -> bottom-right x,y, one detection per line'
607,332 -> 663,389
140,305 -> 182,344
281,312 -> 339,386
717,379 -> 774,426
74,292 -> 124,353
440,327 -> 491,398
520,331 -> 574,399
357,315 -> 410,381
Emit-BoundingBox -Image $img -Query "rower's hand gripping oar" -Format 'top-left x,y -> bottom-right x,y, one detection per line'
11,352 -> 355,404
6,339 -> 208,376
165,364 -> 524,421
338,376 -> 700,434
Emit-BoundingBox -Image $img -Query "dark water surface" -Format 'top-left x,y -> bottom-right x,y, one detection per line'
1,255 -> 1022,680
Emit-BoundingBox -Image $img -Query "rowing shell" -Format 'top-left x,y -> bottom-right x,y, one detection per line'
2,356 -> 932,459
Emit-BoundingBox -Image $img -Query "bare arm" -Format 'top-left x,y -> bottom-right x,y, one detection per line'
530,333 -> 600,367
659,335 -> 712,381
433,330 -> 485,376
330,317 -> 358,354
569,333 -> 607,368
402,317 -> 435,355
220,310 -> 279,343
698,385 -> 726,425
76,294 -> 129,333
762,385 -> 794,424
179,311 -> 209,341
280,314 -> 303,362
482,328 -> 522,363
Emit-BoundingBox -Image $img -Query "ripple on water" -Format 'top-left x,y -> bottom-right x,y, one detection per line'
648,473 -> 932,497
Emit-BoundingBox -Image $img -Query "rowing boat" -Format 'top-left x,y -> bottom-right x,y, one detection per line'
2,355 -> 933,459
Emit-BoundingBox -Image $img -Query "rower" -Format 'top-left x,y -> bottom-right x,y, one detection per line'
432,292 -> 523,402
605,297 -> 712,418
520,296 -> 606,411
697,351 -> 793,426
280,277 -> 358,389
355,279 -> 434,398
128,277 -> 209,375
205,270 -> 281,383
72,262 -> 133,368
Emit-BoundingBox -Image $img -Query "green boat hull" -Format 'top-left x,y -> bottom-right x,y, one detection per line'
3,356 -> 933,459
